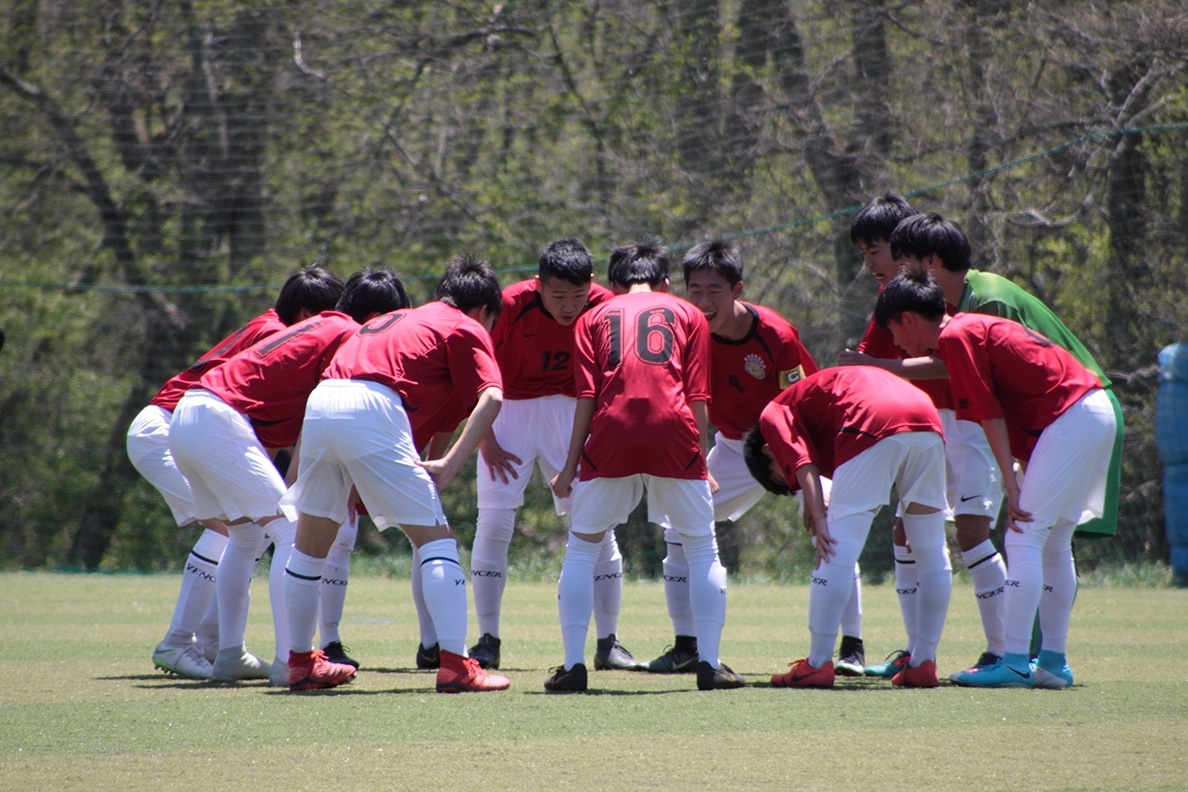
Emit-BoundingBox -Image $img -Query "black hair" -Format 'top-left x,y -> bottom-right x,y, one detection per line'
336,268 -> 411,323
849,193 -> 918,245
275,267 -> 345,325
873,265 -> 948,331
539,238 -> 594,285
743,424 -> 792,497
889,212 -> 972,272
436,252 -> 502,316
607,243 -> 669,288
681,238 -> 743,287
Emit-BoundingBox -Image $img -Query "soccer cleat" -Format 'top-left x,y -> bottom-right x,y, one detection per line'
269,658 -> 291,687
435,650 -> 510,693
415,642 -> 440,670
892,659 -> 939,688
642,636 -> 698,673
289,649 -> 357,691
544,662 -> 588,692
322,641 -> 359,669
1031,662 -> 1074,689
152,643 -> 213,680
211,645 -> 272,681
771,658 -> 834,688
949,661 -> 1034,688
197,641 -> 219,664
468,633 -> 501,670
864,649 -> 910,678
696,661 -> 746,690
835,635 -> 866,676
593,634 -> 640,670
974,651 -> 1002,668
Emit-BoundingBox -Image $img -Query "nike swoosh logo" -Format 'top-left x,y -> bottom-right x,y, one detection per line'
1006,666 -> 1031,680
523,332 -> 538,338
960,495 -> 980,502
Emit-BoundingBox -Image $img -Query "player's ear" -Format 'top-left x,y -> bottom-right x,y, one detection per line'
296,307 -> 316,322
657,277 -> 670,293
732,280 -> 744,300
761,443 -> 774,460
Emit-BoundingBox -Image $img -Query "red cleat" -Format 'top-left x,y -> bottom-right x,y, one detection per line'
892,659 -> 939,688
436,649 -> 511,693
288,649 -> 356,691
771,658 -> 834,688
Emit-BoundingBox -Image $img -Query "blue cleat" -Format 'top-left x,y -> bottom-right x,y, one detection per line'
950,658 -> 1034,688
864,649 -> 909,678
1032,650 -> 1074,689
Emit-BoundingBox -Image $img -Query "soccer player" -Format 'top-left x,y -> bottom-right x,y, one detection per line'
127,268 -> 342,680
875,269 -> 1116,688
467,238 -> 637,671
641,239 -> 835,674
168,269 -> 409,685
839,196 -> 1007,678
744,366 -> 952,688
280,254 -> 510,693
547,243 -> 744,692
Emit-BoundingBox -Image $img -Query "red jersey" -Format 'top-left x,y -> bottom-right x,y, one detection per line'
759,367 -> 943,491
858,296 -> 954,411
709,302 -> 818,440
491,279 -> 614,400
574,291 -> 710,480
938,313 -> 1101,461
200,311 -> 359,448
150,309 -> 286,412
324,301 -> 503,450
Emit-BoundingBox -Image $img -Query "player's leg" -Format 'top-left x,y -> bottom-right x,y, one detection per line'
592,529 -> 638,669
261,513 -> 298,685
866,520 -> 915,678
835,562 -> 866,676
648,528 -> 698,673
410,546 -> 439,668
319,519 -> 358,667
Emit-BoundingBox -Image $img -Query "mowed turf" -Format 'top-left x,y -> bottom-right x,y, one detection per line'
2,572 -> 1186,791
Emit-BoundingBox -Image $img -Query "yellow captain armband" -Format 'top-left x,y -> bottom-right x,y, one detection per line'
778,365 -> 805,389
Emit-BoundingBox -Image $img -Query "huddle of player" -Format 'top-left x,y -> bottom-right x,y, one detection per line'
129,192 -> 1119,694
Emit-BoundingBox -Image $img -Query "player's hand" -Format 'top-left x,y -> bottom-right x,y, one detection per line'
418,458 -> 459,491
1003,484 -> 1032,533
479,433 -> 522,485
550,469 -> 576,500
837,349 -> 872,367
707,473 -> 719,495
813,522 -> 837,565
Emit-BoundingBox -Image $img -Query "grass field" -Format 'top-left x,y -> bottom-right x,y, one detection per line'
2,571 -> 1187,791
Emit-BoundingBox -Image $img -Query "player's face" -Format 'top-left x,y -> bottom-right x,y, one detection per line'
537,276 -> 591,326
858,238 -> 899,285
762,445 -> 788,487
886,315 -> 924,357
685,269 -> 742,334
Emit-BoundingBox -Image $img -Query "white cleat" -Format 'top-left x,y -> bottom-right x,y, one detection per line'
153,643 -> 214,680
211,645 -> 272,681
269,658 -> 291,687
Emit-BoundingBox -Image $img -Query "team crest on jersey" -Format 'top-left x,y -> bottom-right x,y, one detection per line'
743,354 -> 766,380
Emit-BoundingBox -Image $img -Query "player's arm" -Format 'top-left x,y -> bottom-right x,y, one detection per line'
837,351 -> 948,379
419,386 -> 503,491
550,397 -> 595,500
794,463 -> 833,565
690,399 -> 719,494
479,429 -> 522,485
980,418 -> 1032,533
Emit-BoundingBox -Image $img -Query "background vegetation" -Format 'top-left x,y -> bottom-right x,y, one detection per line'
1,0 -> 1186,575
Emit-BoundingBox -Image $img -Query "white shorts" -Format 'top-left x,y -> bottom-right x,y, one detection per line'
168,390 -> 286,523
663,433 -> 766,544
126,405 -> 197,526
830,432 -> 947,521
1019,389 -> 1115,528
939,408 -> 1004,519
571,475 -> 714,538
476,394 -> 574,514
280,380 -> 446,530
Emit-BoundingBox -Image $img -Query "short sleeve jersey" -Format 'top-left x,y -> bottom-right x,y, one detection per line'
200,311 -> 360,448
490,279 -> 613,400
324,301 -> 503,450
150,309 -> 286,412
938,313 -> 1101,461
709,303 -> 819,440
574,290 -> 710,480
858,290 -> 955,410
957,270 -> 1110,388
758,367 -> 944,491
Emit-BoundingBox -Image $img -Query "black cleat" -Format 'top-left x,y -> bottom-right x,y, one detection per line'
468,633 -> 502,670
416,642 -> 440,670
973,651 -> 1002,669
544,662 -> 588,692
696,660 -> 746,690
321,641 -> 359,669
593,634 -> 640,670
835,635 -> 865,676
643,635 -> 699,673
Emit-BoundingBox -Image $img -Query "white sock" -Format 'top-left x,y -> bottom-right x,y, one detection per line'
961,538 -> 1007,656
807,510 -> 872,667
216,522 -> 265,651
410,546 -> 437,647
284,548 -> 325,655
164,529 -> 227,646
593,530 -> 623,639
195,592 -> 220,650
840,562 -> 862,639
902,511 -> 952,665
558,532 -> 601,668
662,540 -> 695,637
471,508 -> 515,638
1003,522 -> 1051,657
418,538 -> 468,656
894,542 -> 919,655
266,518 -> 297,664
1038,520 -> 1078,654
319,520 -> 356,647
682,532 -> 726,670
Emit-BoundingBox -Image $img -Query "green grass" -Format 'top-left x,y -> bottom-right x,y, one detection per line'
2,572 -> 1187,791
